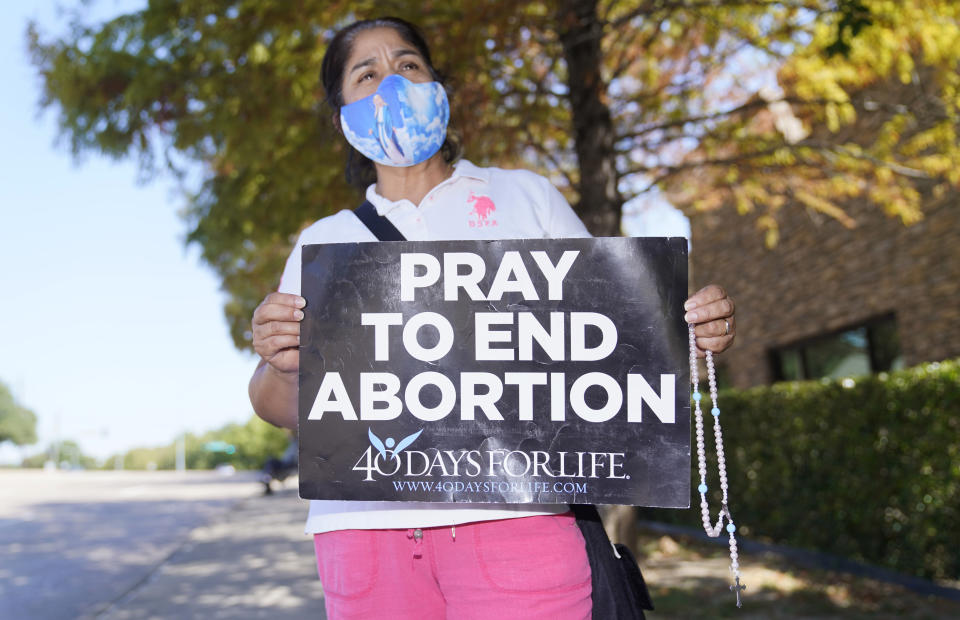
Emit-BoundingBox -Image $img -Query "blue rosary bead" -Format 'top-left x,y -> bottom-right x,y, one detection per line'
727,523 -> 736,533
712,407 -> 720,417
698,483 -> 708,493
692,392 -> 702,402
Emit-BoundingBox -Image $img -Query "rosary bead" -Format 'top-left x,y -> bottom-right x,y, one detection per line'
689,325 -> 742,603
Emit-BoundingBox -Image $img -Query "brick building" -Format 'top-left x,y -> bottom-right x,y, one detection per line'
689,190 -> 960,389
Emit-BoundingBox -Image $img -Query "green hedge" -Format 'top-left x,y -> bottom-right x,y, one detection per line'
639,359 -> 960,581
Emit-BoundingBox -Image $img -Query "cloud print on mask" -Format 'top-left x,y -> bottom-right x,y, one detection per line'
340,74 -> 449,167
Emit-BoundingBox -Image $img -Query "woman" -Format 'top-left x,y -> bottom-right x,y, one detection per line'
249,17 -> 736,620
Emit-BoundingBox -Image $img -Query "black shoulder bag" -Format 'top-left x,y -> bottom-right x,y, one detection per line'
570,504 -> 654,619
353,200 -> 654,619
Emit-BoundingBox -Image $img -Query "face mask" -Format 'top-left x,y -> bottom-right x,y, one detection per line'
339,73 -> 450,167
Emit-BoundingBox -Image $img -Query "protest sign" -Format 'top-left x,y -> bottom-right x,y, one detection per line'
298,237 -> 690,506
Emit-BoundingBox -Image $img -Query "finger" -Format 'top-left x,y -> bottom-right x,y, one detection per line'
695,334 -> 734,355
684,297 -> 734,324
694,316 -> 735,339
255,334 -> 301,358
253,320 -> 301,341
254,303 -> 305,326
264,292 -> 307,308
265,335 -> 301,353
265,348 -> 300,375
684,285 -> 727,311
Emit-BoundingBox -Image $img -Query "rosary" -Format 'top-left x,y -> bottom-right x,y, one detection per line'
689,324 -> 746,608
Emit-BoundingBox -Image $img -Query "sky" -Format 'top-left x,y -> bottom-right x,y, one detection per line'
0,0 -> 690,464
0,0 -> 257,462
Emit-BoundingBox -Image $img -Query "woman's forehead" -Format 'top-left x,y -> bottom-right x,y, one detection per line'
346,27 -> 422,66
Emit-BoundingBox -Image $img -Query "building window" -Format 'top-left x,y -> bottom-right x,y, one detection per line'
770,314 -> 904,382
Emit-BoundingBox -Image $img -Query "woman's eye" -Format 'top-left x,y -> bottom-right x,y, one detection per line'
401,62 -> 420,71
358,71 -> 375,83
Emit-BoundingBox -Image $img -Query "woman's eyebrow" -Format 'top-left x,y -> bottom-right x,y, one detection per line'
349,57 -> 377,75
349,49 -> 422,76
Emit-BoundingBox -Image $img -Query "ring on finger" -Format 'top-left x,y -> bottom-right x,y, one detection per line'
723,319 -> 730,336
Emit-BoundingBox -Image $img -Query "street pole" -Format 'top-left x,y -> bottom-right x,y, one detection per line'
175,433 -> 186,472
52,410 -> 61,469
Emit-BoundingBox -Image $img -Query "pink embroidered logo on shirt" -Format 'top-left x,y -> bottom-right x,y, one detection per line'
467,192 -> 497,228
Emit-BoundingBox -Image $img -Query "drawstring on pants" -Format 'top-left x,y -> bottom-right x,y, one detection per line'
407,528 -> 424,558
406,525 -> 456,560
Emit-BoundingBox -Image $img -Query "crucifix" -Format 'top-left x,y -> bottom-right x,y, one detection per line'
692,335 -> 748,609
730,576 -> 747,608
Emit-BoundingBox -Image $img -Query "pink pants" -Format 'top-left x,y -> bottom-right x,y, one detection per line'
313,512 -> 592,619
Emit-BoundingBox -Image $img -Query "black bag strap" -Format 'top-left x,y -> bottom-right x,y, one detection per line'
354,200 -> 407,241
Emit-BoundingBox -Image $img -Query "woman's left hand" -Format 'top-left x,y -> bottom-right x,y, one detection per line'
684,285 -> 736,357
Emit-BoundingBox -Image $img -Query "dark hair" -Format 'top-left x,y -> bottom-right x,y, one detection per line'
320,17 -> 461,189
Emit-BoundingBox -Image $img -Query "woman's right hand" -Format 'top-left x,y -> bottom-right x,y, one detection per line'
251,292 -> 306,374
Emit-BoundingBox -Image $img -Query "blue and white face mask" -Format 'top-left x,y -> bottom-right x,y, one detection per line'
339,73 -> 450,167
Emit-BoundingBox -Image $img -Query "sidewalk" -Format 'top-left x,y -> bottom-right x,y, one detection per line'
87,481 -> 960,619
96,484 -> 326,620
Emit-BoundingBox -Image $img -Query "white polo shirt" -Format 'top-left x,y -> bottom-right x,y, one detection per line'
278,159 -> 591,533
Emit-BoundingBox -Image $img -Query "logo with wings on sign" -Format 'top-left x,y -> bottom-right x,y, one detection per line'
368,428 -> 423,463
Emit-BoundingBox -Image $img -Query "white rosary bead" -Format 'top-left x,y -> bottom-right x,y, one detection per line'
689,324 -> 744,605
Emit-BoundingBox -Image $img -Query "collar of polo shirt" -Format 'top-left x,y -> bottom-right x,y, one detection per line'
366,159 -> 491,216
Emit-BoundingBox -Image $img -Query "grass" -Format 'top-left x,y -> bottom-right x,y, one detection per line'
636,527 -> 960,619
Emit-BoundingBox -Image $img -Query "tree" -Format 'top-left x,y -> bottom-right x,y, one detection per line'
110,415 -> 289,470
27,0 -> 960,551
0,380 -> 37,447
21,440 -> 97,469
219,414 -> 291,469
28,1 -> 960,348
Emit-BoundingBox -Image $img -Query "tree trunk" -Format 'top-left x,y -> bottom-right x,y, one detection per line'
557,0 -> 623,236
558,0 -> 639,552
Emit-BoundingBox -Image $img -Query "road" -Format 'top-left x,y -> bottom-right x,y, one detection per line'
4,469 -> 957,618
0,469 -> 324,619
